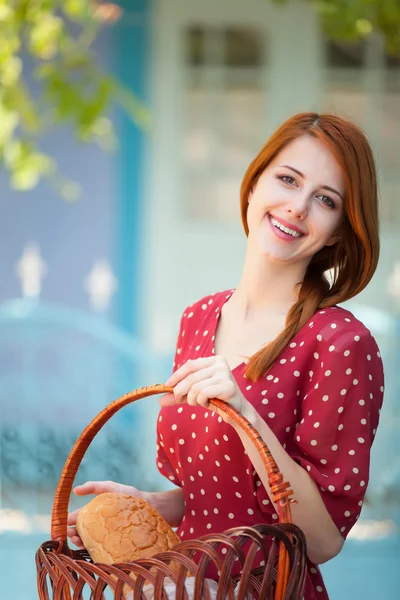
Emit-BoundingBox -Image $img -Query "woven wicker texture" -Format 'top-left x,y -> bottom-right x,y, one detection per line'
36,384 -> 308,599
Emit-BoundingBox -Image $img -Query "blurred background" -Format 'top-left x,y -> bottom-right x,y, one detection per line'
0,0 -> 399,598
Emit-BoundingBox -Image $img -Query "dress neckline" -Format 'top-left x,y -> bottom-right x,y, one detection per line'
210,289 -> 338,374
211,290 -> 245,373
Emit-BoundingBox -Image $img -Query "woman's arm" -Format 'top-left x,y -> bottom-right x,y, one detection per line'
162,342 -> 384,565
145,487 -> 185,528
162,355 -> 345,565
238,401 -> 344,565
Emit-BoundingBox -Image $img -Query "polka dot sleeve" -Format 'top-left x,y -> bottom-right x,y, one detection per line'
289,323 -> 384,538
155,309 -> 188,486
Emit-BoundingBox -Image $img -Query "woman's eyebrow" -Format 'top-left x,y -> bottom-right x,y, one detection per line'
279,164 -> 305,178
278,164 -> 344,201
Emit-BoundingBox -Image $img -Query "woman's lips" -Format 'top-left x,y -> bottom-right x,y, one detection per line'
268,214 -> 306,241
268,213 -> 306,235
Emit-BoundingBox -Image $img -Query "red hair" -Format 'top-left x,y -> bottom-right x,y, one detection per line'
241,113 -> 380,381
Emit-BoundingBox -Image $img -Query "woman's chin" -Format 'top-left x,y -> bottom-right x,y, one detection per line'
255,241 -> 292,262
259,250 -> 293,265
256,245 -> 310,269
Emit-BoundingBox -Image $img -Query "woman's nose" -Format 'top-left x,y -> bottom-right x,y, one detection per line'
285,195 -> 309,220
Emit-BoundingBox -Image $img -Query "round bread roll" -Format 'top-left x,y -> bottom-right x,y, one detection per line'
75,492 -> 180,565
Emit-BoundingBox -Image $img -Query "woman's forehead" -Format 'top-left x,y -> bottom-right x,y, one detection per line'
270,137 -> 344,185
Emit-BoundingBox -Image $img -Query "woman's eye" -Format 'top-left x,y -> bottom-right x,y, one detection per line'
318,195 -> 336,209
279,175 -> 296,185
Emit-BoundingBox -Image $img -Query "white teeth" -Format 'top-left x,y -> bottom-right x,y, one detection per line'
270,217 -> 301,237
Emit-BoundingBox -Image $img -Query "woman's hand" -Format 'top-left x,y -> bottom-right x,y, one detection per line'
67,480 -> 147,548
160,356 -> 250,423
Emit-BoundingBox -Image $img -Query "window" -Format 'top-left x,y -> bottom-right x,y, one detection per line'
323,39 -> 400,224
182,26 -> 267,221
325,40 -> 366,69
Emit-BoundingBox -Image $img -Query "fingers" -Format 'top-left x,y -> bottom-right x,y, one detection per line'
67,521 -> 84,548
172,367 -> 216,402
161,356 -> 241,414
192,381 -> 237,409
186,377 -> 221,407
67,526 -> 78,539
160,371 -> 222,407
70,534 -> 84,549
67,525 -> 77,536
194,381 -> 241,424
67,509 -> 80,526
165,357 -> 217,387
73,480 -> 119,496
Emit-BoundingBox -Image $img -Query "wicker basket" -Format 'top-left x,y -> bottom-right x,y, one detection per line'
36,384 -> 308,599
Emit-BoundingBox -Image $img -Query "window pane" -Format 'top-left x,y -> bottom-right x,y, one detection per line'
323,39 -> 400,225
325,40 -> 365,68
185,25 -> 263,67
182,26 -> 266,221
225,28 -> 263,67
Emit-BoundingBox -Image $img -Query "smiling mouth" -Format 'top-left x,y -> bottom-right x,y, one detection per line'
268,215 -> 304,238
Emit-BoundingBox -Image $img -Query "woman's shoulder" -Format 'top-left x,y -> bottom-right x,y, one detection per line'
180,290 -> 234,322
303,304 -> 380,354
311,304 -> 374,334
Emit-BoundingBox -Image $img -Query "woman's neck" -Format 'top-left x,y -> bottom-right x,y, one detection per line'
231,244 -> 307,320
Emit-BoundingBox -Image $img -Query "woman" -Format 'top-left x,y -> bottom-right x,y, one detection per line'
68,113 -> 384,599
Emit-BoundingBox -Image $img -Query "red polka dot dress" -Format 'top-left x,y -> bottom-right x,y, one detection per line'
156,290 -> 384,599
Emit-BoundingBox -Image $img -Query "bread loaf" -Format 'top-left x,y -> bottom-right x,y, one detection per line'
75,492 -> 180,565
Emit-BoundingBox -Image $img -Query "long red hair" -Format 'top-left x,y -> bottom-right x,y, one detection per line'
241,112 -> 380,381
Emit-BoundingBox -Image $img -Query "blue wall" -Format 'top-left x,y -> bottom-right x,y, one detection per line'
0,2 -> 152,336
0,37 -> 115,312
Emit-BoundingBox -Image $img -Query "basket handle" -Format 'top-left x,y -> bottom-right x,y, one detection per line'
51,384 -> 294,543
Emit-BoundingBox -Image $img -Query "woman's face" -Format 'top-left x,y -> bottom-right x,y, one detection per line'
246,135 -> 345,269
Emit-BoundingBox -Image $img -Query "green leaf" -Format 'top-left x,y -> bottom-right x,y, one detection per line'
76,76 -> 113,134
4,82 -> 40,133
276,0 -> 400,53
28,13 -> 63,60
0,102 -> 20,147
5,139 -> 54,190
63,0 -> 92,22
0,55 -> 22,86
0,4 -> 14,22
43,71 -> 84,121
